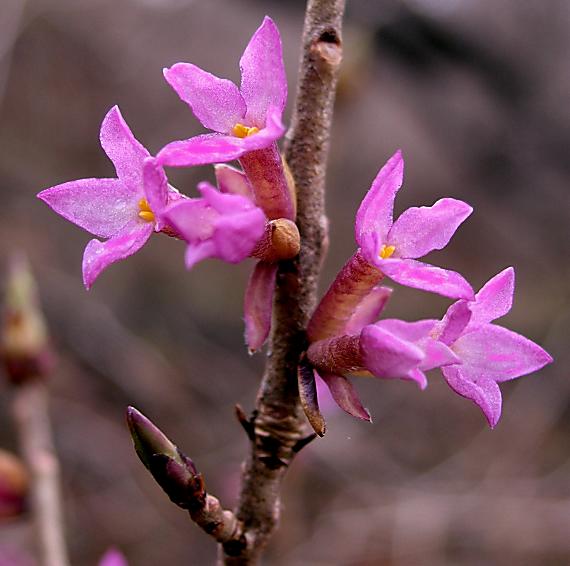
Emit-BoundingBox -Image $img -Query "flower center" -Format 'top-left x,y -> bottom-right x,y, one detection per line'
232,123 -> 259,138
138,198 -> 155,222
379,244 -> 395,259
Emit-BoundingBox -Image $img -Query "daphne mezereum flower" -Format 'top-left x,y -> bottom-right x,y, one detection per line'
38,106 -> 183,289
157,16 -> 294,221
431,267 -> 553,427
161,177 -> 266,270
307,150 -> 474,342
306,286 -> 459,422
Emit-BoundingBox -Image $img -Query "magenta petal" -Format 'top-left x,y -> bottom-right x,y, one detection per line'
184,240 -> 217,269
82,222 -> 153,289
355,150 -> 403,251
163,63 -> 246,133
244,261 -> 277,352
388,198 -> 473,259
98,548 -> 128,566
142,158 -> 168,221
452,325 -> 553,383
38,178 -> 137,239
376,318 -> 437,342
470,267 -> 515,325
99,106 -> 150,191
214,164 -> 254,199
344,286 -> 393,335
163,199 -> 216,242
443,366 -> 503,428
239,17 -> 287,128
360,325 -> 425,379
318,372 -> 372,422
433,300 -> 472,345
421,340 -> 461,371
379,258 -> 475,300
157,133 -> 246,167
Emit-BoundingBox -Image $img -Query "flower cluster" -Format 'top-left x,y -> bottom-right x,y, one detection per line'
38,17 -> 551,428
304,151 -> 552,429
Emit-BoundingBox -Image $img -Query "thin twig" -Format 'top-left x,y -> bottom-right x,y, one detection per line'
12,382 -> 70,566
221,1 -> 346,563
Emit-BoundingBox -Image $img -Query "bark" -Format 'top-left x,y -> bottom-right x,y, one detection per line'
220,1 -> 346,563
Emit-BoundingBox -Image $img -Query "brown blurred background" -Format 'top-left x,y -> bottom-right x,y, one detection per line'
0,0 -> 568,564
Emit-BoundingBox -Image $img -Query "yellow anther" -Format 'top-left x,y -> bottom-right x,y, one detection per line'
232,123 -> 260,138
138,198 -> 155,223
379,244 -> 396,259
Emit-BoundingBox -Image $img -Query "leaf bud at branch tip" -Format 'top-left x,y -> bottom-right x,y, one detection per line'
1,253 -> 54,385
126,407 -> 203,510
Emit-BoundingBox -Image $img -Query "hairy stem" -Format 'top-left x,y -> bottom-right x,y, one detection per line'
221,1 -> 345,563
12,382 -> 70,566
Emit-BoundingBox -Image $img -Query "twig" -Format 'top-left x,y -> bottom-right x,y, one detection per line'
221,1 -> 346,563
12,382 -> 70,566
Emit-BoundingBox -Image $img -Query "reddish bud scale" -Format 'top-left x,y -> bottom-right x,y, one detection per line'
239,144 -> 295,221
307,250 -> 383,342
306,334 -> 364,377
250,219 -> 300,262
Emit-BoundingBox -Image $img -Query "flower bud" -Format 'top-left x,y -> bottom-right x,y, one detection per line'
126,407 -> 204,510
1,255 -> 53,384
0,449 -> 28,519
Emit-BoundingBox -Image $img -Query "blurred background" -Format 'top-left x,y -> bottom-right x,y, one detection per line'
0,0 -> 568,564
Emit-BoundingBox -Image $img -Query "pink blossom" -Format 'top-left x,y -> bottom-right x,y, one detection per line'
355,150 -> 474,299
38,106 -> 182,289
432,267 -> 553,427
157,17 -> 286,169
161,179 -> 266,270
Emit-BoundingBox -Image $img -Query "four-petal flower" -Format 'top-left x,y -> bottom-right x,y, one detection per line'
356,150 -> 474,300
432,267 -> 553,427
38,106 -> 182,289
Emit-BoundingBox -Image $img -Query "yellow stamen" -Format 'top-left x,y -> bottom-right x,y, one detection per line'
379,244 -> 395,259
138,198 -> 155,223
232,123 -> 259,138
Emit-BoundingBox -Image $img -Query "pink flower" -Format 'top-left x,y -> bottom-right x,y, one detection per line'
157,17 -> 294,221
306,286 -> 459,421
38,106 -> 182,289
157,16 -> 286,168
432,267 -> 553,427
355,150 -> 474,299
161,173 -> 266,270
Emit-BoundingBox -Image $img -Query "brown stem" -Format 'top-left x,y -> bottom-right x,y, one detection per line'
12,382 -> 70,566
221,1 -> 346,563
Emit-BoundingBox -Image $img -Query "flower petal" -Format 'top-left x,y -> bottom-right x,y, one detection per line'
355,150 -> 403,252
38,179 -> 137,239
163,63 -> 246,133
239,17 -> 287,128
142,158 -> 168,222
198,182 -> 257,215
378,258 -> 474,300
442,366 -> 503,428
318,372 -> 372,422
452,324 -> 553,383
214,164 -> 254,199
162,199 -> 216,242
244,261 -> 277,352
344,286 -> 393,335
360,324 -> 425,379
432,300 -> 471,345
470,267 -> 515,326
376,318 -> 437,342
387,198 -> 473,259
184,240 -> 217,270
82,222 -> 153,289
156,133 -> 246,167
99,106 -> 150,191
